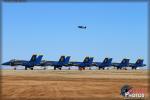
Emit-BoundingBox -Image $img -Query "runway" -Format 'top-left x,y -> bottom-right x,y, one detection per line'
1,70 -> 149,100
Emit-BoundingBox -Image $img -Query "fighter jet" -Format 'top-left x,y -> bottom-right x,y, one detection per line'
93,58 -> 113,70
78,26 -> 86,29
70,57 -> 94,70
1,54 -> 43,70
39,56 -> 71,70
129,59 -> 146,70
112,58 -> 130,70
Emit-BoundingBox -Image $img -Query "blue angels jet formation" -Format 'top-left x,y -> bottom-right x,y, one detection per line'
1,54 -> 146,70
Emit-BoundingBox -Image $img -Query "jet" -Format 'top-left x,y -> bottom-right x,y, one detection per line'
112,58 -> 130,70
1,54 -> 43,70
129,59 -> 146,70
70,57 -> 94,70
93,58 -> 113,70
78,26 -> 86,29
39,56 -> 71,70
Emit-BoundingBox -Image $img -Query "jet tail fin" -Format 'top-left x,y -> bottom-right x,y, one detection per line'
59,56 -> 66,62
121,59 -> 130,66
30,54 -> 37,62
103,58 -> 112,64
35,55 -> 43,64
135,59 -> 144,66
83,57 -> 90,63
64,56 -> 70,64
89,57 -> 94,64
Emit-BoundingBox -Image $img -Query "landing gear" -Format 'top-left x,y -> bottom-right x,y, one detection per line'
53,65 -> 62,70
117,67 -> 121,70
59,67 -> 62,70
98,67 -> 105,70
43,67 -> 46,70
14,67 -> 16,70
68,67 -> 71,70
30,67 -> 33,70
25,66 -> 28,70
132,67 -> 137,70
79,67 -> 85,70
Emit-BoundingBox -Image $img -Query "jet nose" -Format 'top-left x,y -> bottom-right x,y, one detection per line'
1,62 -> 11,65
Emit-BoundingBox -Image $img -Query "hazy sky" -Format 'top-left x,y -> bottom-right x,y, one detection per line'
2,2 -> 148,68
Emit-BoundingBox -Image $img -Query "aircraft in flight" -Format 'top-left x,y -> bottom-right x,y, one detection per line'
1,54 -> 43,70
78,26 -> 86,29
112,58 -> 130,70
129,59 -> 146,70
93,58 -> 113,70
70,57 -> 94,70
39,56 -> 71,70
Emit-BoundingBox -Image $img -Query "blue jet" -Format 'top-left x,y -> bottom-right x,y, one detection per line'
129,59 -> 146,70
78,26 -> 86,29
93,58 -> 113,70
112,58 -> 130,70
39,56 -> 71,70
70,57 -> 94,70
1,54 -> 43,70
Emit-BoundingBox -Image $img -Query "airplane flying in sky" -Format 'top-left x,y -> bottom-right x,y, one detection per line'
78,26 -> 86,29
93,58 -> 113,70
112,58 -> 130,70
39,56 -> 71,70
1,54 -> 43,70
70,57 -> 93,70
129,59 -> 146,70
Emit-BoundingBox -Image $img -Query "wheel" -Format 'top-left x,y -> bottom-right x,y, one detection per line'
59,68 -> 62,70
54,67 -> 56,70
14,67 -> 16,70
30,68 -> 33,70
98,67 -> 100,70
83,67 -> 85,70
43,67 -> 46,70
102,68 -> 105,70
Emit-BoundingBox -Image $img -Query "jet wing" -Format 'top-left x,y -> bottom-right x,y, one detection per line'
69,61 -> 82,66
39,61 -> 57,66
129,63 -> 135,67
112,63 -> 119,66
39,61 -> 63,66
92,62 -> 102,66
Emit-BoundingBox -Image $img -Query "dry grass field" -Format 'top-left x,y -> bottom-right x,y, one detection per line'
0,69 -> 149,100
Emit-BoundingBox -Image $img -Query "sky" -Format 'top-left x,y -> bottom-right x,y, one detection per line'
2,2 -> 148,68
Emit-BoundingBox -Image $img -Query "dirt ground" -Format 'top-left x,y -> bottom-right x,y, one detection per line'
0,70 -> 149,100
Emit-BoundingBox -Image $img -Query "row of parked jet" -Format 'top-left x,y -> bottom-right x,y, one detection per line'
1,54 -> 146,70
